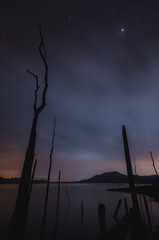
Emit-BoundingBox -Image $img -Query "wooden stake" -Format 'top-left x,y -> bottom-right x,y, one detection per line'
81,200 -> 84,224
98,203 -> 107,238
114,199 -> 122,221
40,117 -> 56,239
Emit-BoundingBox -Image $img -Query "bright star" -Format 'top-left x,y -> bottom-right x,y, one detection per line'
120,26 -> 128,33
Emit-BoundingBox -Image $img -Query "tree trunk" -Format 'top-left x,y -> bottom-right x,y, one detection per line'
9,114 -> 38,240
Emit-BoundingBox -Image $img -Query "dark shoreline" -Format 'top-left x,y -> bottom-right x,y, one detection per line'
107,184 -> 159,201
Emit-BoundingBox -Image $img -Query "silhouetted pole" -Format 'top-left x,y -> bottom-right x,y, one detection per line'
122,125 -> 140,213
134,158 -> 145,222
113,199 -> 122,221
54,170 -> 61,239
43,117 -> 56,222
40,117 -> 56,239
81,200 -> 84,224
150,151 -> 159,177
122,125 -> 148,240
56,170 -> 61,220
98,203 -> 107,238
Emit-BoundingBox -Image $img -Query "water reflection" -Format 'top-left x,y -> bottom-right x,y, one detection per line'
0,183 -> 159,240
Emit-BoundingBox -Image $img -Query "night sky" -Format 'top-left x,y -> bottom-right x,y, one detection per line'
1,0 -> 159,181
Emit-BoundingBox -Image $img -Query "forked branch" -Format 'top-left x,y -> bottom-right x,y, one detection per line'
27,25 -> 48,113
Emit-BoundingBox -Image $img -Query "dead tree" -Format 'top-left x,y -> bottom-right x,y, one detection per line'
122,125 -> 148,240
9,26 -> 48,240
40,117 -> 56,240
150,151 -> 159,177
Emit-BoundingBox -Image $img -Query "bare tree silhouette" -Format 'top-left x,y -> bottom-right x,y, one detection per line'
150,151 -> 159,177
9,26 -> 48,240
122,125 -> 148,240
40,117 -> 56,240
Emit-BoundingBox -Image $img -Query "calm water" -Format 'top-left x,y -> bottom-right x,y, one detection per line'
0,183 -> 159,240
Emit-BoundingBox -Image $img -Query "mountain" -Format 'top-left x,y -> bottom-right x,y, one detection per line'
80,171 -> 158,184
0,172 -> 158,184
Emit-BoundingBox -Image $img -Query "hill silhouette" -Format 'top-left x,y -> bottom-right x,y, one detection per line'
0,171 -> 158,184
80,171 -> 158,184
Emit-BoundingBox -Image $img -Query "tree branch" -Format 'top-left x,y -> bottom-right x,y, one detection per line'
37,25 -> 48,113
27,26 -> 48,114
150,150 -> 159,176
27,69 -> 40,111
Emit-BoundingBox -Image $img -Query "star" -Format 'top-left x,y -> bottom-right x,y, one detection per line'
120,26 -> 127,33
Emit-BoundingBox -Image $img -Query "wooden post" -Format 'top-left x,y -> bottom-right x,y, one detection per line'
122,125 -> 148,240
81,200 -> 84,224
122,125 -> 140,213
114,199 -> 122,221
98,203 -> 107,238
40,117 -> 56,240
56,170 -> 61,221
54,170 -> 61,239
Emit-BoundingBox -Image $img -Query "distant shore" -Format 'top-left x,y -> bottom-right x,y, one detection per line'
1,176 -> 159,201
0,177 -> 79,184
107,184 -> 159,201
1,171 -> 159,185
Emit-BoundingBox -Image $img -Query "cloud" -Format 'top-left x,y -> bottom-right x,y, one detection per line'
1,0 -> 159,179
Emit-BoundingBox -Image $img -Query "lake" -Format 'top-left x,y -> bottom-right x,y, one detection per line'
0,183 -> 159,240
